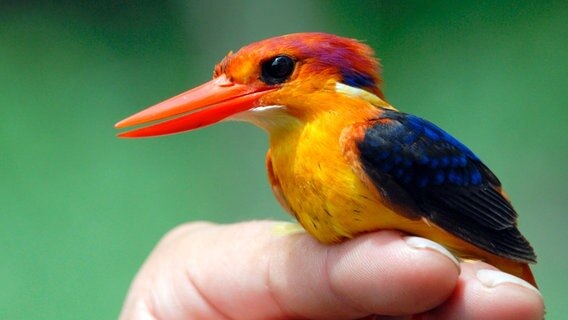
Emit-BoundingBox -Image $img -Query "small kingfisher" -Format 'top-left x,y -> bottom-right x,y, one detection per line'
116,32 -> 537,286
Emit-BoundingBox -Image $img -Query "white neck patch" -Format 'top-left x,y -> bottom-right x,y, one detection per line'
229,105 -> 299,132
334,82 -> 393,109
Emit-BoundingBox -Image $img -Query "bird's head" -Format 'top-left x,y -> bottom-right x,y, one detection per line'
116,32 -> 391,137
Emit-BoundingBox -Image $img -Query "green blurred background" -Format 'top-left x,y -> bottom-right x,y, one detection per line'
1,0 -> 566,318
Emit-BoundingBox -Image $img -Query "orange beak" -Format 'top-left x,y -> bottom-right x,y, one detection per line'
115,75 -> 276,138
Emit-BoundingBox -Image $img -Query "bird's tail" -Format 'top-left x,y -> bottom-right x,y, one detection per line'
493,259 -> 538,288
519,263 -> 538,288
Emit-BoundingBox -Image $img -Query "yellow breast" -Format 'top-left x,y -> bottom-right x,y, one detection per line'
267,108 -> 409,243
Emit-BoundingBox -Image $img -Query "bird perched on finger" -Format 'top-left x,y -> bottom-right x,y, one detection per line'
116,32 -> 537,286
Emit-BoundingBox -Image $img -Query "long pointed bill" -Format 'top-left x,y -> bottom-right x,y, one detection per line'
115,75 -> 275,138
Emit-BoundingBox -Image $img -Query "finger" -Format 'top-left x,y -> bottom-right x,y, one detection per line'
268,230 -> 460,318
120,221 -> 461,320
419,261 -> 544,320
120,222 -> 229,320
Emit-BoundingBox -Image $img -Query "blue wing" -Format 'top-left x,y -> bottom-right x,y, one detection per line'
356,110 -> 536,263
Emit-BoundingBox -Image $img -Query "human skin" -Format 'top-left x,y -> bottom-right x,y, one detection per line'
120,221 -> 544,320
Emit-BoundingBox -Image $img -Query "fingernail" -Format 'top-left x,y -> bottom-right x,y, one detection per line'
271,221 -> 306,237
404,236 -> 460,268
476,269 -> 541,296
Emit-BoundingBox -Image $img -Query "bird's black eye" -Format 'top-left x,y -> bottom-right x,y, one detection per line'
260,55 -> 295,85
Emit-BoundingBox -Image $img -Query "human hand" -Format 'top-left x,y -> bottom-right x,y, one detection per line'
120,221 -> 544,319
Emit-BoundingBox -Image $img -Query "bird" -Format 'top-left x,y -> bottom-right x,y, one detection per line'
115,32 -> 537,286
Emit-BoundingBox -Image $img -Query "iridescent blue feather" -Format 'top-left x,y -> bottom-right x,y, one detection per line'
357,110 -> 535,262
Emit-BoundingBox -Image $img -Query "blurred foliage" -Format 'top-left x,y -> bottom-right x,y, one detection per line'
1,0 -> 566,318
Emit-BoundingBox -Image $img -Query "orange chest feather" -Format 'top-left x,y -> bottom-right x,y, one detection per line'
266,112 -> 404,243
